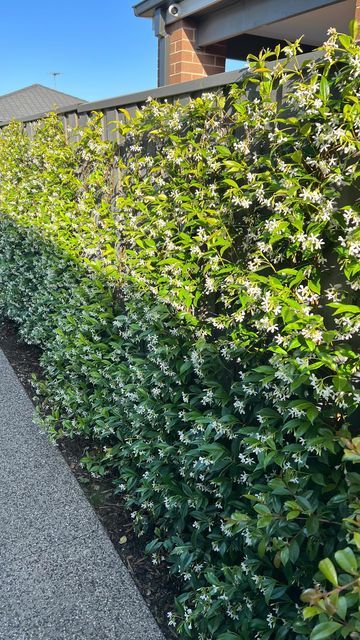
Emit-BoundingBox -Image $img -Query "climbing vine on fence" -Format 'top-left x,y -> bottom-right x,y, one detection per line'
0,29 -> 359,640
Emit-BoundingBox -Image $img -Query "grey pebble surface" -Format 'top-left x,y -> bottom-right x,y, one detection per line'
0,348 -> 165,640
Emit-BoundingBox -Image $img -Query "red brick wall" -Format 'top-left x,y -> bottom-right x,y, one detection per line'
166,19 -> 226,84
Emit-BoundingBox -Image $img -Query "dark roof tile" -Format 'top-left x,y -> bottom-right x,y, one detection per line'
0,84 -> 86,122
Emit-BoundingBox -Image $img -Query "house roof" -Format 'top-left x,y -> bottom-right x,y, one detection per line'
0,84 -> 86,123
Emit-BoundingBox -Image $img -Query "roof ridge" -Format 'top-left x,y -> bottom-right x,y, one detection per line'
31,84 -> 85,102
0,84 -> 85,103
0,84 -> 41,100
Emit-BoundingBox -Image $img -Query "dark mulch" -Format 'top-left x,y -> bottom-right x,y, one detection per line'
0,317 -> 179,640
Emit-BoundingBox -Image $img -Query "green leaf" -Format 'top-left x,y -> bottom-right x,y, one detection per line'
318,558 -> 338,586
342,449 -> 360,463
179,360 -> 192,375
223,178 -> 239,188
287,510 -> 300,520
253,366 -> 274,374
291,150 -> 302,164
258,538 -> 267,558
310,622 -> 342,640
301,122 -> 312,136
289,539 -> 300,563
307,404 -> 319,424
353,532 -> 360,549
291,374 -> 308,391
319,76 -> 330,103
268,478 -> 290,495
280,546 -> 290,566
349,18 -> 358,40
216,145 -> 232,157
118,107 -> 131,120
296,496 -> 314,513
328,303 -> 360,315
332,376 -> 352,392
303,606 -> 321,620
258,515 -> 273,528
334,547 -> 358,575
306,515 -> 320,535
336,596 -> 347,620
254,503 -> 271,515
339,34 -> 353,51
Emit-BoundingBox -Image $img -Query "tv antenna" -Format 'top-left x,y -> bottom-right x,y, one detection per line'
49,72 -> 62,88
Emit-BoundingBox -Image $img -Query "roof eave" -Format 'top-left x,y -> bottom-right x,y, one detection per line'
133,0 -> 166,17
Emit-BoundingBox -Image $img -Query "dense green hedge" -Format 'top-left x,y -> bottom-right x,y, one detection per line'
0,32 -> 359,640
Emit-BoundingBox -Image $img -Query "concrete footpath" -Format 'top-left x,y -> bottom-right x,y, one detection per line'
0,349 -> 165,640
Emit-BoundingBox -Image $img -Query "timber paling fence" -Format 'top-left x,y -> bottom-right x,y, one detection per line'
0,51 -> 320,140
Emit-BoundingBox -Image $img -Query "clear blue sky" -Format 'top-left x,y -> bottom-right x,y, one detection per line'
0,1 -> 242,102
0,1 -> 159,101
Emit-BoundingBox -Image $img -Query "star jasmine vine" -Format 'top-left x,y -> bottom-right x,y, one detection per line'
0,30 -> 359,640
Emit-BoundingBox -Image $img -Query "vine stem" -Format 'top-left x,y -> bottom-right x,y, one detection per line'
311,576 -> 360,602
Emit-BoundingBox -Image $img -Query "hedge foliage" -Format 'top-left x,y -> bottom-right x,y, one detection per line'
0,31 -> 359,640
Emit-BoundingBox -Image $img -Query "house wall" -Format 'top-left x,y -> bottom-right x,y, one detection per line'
166,20 -> 226,84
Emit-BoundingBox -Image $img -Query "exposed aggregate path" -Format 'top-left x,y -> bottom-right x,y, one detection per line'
0,348 -> 165,640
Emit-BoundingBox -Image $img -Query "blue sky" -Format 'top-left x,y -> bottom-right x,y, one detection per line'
0,1 -> 242,102
0,1 -> 159,101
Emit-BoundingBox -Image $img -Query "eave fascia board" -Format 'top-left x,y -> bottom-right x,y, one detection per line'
134,0 -> 221,19
133,0 -> 168,18
164,0 -> 225,24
